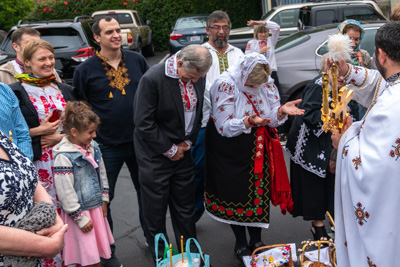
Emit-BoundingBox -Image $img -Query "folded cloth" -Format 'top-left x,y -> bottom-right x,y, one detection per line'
4,201 -> 57,267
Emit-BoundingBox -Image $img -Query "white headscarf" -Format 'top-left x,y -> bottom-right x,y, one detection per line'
223,52 -> 271,94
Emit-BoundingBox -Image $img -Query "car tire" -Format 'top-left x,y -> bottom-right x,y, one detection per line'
136,41 -> 142,55
143,41 -> 155,57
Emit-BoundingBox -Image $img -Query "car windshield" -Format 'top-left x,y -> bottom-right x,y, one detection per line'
275,32 -> 310,53
175,17 -> 207,30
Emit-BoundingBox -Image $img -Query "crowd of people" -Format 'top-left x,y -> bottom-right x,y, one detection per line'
1,4 -> 400,267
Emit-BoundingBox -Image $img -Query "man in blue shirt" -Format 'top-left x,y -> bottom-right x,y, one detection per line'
0,82 -> 33,161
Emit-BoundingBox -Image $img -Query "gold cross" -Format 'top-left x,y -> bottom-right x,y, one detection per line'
332,86 -> 353,133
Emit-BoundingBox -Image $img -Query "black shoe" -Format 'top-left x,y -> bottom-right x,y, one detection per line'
234,246 -> 252,261
101,253 -> 123,267
311,223 -> 330,241
249,241 -> 267,254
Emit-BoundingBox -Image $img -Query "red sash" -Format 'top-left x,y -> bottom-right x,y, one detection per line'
244,93 -> 293,214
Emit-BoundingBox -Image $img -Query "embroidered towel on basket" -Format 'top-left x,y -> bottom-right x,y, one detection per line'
242,243 -> 297,267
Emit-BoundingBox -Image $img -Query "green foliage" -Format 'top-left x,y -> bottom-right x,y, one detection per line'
0,0 -> 35,31
30,0 -> 262,51
136,0 -> 195,51
191,0 -> 263,28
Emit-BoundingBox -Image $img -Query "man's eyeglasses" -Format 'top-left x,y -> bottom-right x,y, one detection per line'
349,37 -> 360,42
208,25 -> 231,32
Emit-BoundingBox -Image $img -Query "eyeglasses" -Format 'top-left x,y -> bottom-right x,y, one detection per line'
208,25 -> 231,32
349,37 -> 360,42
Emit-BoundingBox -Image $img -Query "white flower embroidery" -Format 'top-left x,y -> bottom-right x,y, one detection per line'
317,151 -> 326,161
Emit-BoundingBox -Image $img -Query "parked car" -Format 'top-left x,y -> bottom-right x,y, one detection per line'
169,14 -> 208,54
274,21 -> 385,133
275,21 -> 383,104
0,16 -> 100,84
92,9 -> 154,56
228,0 -> 387,50
0,30 -> 6,45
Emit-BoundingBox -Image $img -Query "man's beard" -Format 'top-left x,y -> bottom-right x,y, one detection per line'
375,51 -> 386,79
213,35 -> 228,48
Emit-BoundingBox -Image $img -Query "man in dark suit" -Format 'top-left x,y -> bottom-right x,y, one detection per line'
133,44 -> 212,260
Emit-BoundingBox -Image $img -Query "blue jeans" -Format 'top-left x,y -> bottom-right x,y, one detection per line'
99,142 -> 146,254
191,127 -> 205,222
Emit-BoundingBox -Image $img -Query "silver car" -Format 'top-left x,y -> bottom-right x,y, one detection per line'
275,21 -> 385,104
228,0 -> 386,50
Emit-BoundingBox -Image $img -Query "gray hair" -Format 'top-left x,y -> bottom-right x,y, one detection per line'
176,44 -> 212,74
207,10 -> 231,27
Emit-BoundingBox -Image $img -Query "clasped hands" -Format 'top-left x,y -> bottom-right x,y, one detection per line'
170,141 -> 190,162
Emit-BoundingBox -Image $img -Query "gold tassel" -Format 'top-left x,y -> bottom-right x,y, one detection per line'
9,130 -> 13,142
122,88 -> 126,95
109,91 -> 113,98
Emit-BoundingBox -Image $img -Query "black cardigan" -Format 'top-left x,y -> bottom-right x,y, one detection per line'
10,82 -> 76,161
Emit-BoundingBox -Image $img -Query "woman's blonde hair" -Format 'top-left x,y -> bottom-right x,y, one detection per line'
253,25 -> 269,40
247,63 -> 271,87
22,39 -> 54,74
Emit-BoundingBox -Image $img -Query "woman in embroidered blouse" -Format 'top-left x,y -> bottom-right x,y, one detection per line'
246,20 -> 280,89
10,39 -> 74,267
204,53 -> 304,260
0,130 -> 67,266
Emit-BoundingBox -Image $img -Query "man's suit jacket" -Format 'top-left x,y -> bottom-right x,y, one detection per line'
133,63 -> 205,159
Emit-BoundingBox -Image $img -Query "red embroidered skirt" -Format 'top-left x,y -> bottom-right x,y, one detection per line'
204,121 -> 271,228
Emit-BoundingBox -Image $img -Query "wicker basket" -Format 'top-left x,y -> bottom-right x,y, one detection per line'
299,240 -> 336,267
250,244 -> 295,267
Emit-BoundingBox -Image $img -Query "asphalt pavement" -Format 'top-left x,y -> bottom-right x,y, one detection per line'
110,51 -> 320,266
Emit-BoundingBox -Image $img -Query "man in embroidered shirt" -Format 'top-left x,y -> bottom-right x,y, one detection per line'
73,17 -> 149,267
190,11 -> 244,222
331,22 -> 400,266
0,27 -> 61,84
0,82 -> 33,161
133,44 -> 212,261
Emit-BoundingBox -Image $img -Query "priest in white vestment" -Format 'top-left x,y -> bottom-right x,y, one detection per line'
332,21 -> 400,266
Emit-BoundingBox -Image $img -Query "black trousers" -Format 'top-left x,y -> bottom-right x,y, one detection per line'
137,150 -> 197,260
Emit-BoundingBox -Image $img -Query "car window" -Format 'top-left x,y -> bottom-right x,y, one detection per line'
316,28 -> 379,57
344,7 -> 385,21
175,17 -> 207,30
93,14 -> 134,24
275,32 -> 310,53
315,10 -> 336,26
82,21 -> 100,49
2,27 -> 83,54
2,38 -> 14,54
133,13 -> 142,26
38,28 -> 83,49
261,8 -> 276,20
270,9 -> 300,28
359,28 -> 378,56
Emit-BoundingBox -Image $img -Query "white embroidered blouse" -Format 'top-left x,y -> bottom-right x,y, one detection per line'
210,78 -> 287,137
